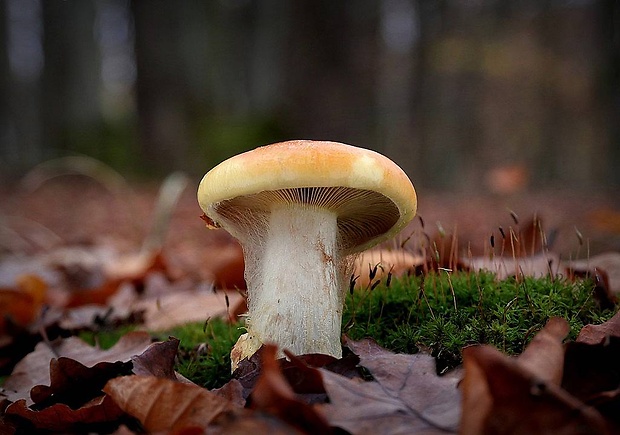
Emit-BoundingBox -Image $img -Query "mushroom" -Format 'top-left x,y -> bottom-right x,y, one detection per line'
197,140 -> 417,367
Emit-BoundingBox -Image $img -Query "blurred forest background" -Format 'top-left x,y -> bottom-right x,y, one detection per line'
0,0 -> 619,193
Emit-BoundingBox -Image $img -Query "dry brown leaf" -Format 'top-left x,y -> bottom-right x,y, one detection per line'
0,275 -> 47,334
1,331 -> 151,404
465,252 -> 560,280
207,409 -> 306,434
131,337 -> 179,380
5,394 -> 124,432
250,344 -> 332,433
517,317 -> 569,386
103,375 -> 237,432
135,289 -> 242,330
354,249 -> 424,287
29,357 -> 132,405
460,344 -> 610,434
319,339 -> 461,434
577,310 -> 620,345
203,242 -> 246,290
565,252 -> 620,294
4,357 -> 130,431
562,336 -> 620,426
66,251 -> 169,307
211,379 -> 246,408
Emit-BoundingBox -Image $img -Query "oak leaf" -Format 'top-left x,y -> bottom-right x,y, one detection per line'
319,339 -> 461,434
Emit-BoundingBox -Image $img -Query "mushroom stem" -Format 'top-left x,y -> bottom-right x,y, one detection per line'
243,204 -> 347,357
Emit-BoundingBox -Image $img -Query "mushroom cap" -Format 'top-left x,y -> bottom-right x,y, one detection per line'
197,140 -> 417,253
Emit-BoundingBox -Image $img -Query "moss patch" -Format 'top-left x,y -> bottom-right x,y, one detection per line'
343,271 -> 617,373
152,319 -> 244,390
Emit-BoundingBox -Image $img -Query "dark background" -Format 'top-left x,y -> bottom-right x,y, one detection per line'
0,0 -> 619,193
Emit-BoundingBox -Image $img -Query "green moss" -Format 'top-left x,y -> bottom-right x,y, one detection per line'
78,324 -> 137,350
343,271 -> 617,373
152,319 -> 244,390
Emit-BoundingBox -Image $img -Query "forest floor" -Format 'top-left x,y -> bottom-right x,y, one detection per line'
1,177 -> 620,433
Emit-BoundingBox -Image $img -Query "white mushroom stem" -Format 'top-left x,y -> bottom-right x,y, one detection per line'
243,204 -> 347,358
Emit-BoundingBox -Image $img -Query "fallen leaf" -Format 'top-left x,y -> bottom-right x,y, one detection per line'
1,331 -> 151,404
207,409 -> 306,434
566,252 -> 620,294
465,252 -> 560,280
204,242 -> 246,290
103,375 -> 237,432
5,394 -> 124,432
249,344 -> 332,433
460,344 -> 610,434
65,251 -> 169,307
135,289 -> 242,330
562,336 -> 620,426
4,356 -> 130,432
319,339 -> 461,434
131,337 -> 180,380
211,379 -> 246,408
28,357 -> 132,406
577,310 -> 620,345
0,275 -> 47,334
233,346 -> 360,402
354,249 -> 424,288
517,317 -> 569,385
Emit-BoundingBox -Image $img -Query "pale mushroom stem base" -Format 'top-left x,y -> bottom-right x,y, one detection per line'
240,204 -> 347,360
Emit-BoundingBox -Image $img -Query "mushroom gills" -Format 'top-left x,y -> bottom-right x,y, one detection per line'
214,186 -> 400,252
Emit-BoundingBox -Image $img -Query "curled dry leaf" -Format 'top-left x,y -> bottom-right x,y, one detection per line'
3,351 -> 137,432
250,344 -> 332,434
577,310 -> 620,345
203,242 -> 247,290
517,317 -> 569,386
131,337 -> 180,380
461,343 -> 610,434
211,379 -> 246,408
103,375 -> 237,433
5,394 -> 124,432
28,357 -> 132,406
66,251 -> 169,307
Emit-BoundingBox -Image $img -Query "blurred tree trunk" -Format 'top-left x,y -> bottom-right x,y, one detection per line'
131,0 -> 190,175
41,0 -> 100,153
1,0 -> 45,175
375,0 -> 418,177
0,0 -> 10,175
605,0 -> 620,188
282,0 -> 379,147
